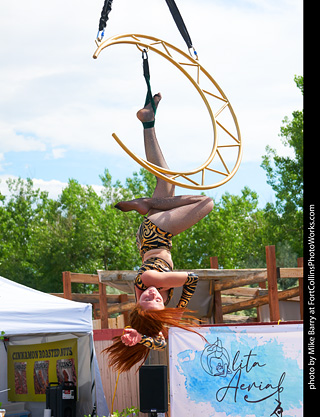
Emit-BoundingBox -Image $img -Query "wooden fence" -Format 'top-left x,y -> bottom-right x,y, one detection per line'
52,273 -> 135,329
52,245 -> 303,328
210,245 -> 303,323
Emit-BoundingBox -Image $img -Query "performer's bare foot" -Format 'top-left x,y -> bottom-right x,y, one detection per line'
136,93 -> 162,123
114,198 -> 150,215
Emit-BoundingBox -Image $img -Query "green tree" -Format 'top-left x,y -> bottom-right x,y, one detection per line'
33,175 -> 143,292
0,178 -> 50,288
0,173 -> 144,293
261,75 -> 303,257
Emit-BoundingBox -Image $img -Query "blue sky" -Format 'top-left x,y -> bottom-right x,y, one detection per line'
0,0 -> 303,206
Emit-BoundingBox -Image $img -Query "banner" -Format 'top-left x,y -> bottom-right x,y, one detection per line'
8,339 -> 78,402
169,323 -> 303,417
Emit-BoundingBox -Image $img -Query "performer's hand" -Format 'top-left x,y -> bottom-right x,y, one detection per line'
121,328 -> 142,346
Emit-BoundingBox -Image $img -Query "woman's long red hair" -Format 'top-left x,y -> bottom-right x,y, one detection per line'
103,305 -> 205,373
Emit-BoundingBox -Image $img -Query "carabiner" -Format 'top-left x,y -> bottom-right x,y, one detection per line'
142,49 -> 148,61
97,29 -> 105,42
189,46 -> 199,61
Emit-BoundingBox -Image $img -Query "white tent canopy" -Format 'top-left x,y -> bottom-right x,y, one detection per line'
0,276 -> 92,336
0,276 -> 109,417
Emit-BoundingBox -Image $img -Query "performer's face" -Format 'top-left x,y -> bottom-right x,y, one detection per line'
139,286 -> 165,310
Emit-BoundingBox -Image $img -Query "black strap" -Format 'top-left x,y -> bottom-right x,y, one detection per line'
142,50 -> 156,113
165,0 -> 193,50
142,50 -> 157,128
97,0 -> 196,57
97,0 -> 114,39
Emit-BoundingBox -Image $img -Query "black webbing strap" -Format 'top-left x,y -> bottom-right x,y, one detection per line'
97,0 -> 114,40
142,50 -> 156,129
97,0 -> 197,58
165,0 -> 193,50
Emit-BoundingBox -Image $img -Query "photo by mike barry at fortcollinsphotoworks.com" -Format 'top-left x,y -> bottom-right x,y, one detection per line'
306,204 -> 317,393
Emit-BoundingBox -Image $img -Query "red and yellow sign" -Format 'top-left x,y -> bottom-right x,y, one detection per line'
8,339 -> 78,402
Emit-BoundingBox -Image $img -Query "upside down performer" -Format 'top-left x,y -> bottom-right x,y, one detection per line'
104,92 -> 213,372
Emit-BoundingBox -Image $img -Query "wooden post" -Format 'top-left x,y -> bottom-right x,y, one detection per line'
265,245 -> 280,322
256,277 -> 266,322
119,294 -> 130,327
62,271 -> 72,300
210,256 -> 223,324
297,257 -> 303,319
93,303 -> 99,320
256,275 -> 267,322
99,282 -> 109,329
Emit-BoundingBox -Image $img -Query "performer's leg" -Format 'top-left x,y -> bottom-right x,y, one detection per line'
115,195 -> 207,215
137,93 -> 214,231
148,195 -> 214,236
115,92 -> 214,231
136,93 -> 175,201
115,194 -> 213,233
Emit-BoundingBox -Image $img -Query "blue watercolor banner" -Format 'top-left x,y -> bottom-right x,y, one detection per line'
169,323 -> 303,417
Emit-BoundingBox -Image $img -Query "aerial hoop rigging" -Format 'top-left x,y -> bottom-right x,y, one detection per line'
94,3 -> 242,190
97,0 -> 198,60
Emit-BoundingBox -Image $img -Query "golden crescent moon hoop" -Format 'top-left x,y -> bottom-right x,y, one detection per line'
93,33 -> 242,190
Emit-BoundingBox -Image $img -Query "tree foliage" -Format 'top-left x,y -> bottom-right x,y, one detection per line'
0,173 -> 300,293
261,75 -> 303,256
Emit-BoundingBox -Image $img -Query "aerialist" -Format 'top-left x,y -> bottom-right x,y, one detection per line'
105,93 -> 213,372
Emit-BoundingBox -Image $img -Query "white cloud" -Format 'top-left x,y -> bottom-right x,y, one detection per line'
48,148 -> 67,160
0,175 -> 104,201
0,122 -> 46,153
29,178 -> 69,200
0,154 -> 5,172
0,0 -> 303,188
0,175 -> 66,200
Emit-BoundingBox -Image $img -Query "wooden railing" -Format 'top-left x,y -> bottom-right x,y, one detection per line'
52,272 -> 135,328
54,245 -> 303,328
210,246 -> 303,323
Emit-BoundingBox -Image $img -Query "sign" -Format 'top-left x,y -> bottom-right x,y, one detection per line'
169,323 -> 303,417
8,339 -> 78,402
